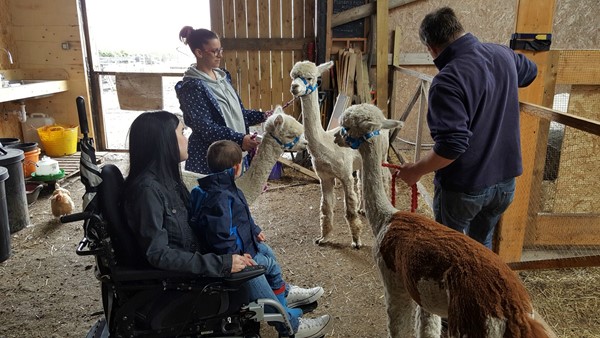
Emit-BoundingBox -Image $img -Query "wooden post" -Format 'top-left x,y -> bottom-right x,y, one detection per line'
376,0 -> 389,114
496,0 -> 558,262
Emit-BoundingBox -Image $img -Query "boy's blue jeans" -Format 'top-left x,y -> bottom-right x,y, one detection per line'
246,273 -> 299,334
433,178 -> 516,249
253,242 -> 285,291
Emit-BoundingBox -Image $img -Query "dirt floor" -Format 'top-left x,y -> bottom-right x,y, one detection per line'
0,154 -> 599,338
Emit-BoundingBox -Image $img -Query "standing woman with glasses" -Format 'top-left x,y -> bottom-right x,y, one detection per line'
176,27 -> 267,175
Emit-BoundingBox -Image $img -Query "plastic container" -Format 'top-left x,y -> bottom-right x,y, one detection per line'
21,113 -> 55,151
25,182 -> 44,205
37,125 -> 79,157
0,138 -> 20,147
0,148 -> 29,233
35,156 -> 60,176
7,143 -> 40,178
0,166 -> 10,263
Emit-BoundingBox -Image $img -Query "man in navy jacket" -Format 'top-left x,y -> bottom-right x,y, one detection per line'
397,7 -> 538,249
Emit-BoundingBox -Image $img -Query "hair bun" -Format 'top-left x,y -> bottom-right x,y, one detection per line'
179,26 -> 194,45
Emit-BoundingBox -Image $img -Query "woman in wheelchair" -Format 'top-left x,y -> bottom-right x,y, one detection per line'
123,111 -> 333,338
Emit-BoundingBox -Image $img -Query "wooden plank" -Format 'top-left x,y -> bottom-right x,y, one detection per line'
277,157 -> 319,181
9,0 -> 78,26
376,0 -> 389,113
331,0 -> 422,28
508,256 -> 600,270
209,0 -> 224,37
292,0 -> 305,117
222,0 -> 238,93
305,0 -> 315,42
520,102 -> 600,136
530,213 -> 600,246
258,0 -> 272,110
281,0 -> 296,118
236,0 -> 252,108
220,38 -> 309,51
496,0 -> 558,263
556,50 -> 600,85
270,0 -> 284,108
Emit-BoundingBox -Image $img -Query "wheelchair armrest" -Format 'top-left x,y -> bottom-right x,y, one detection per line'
224,265 -> 266,287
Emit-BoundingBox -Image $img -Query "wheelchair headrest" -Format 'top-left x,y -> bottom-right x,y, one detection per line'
99,164 -> 149,268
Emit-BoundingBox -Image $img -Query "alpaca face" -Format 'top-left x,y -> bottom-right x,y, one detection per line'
265,107 -> 308,151
335,104 -> 403,149
290,60 -> 333,97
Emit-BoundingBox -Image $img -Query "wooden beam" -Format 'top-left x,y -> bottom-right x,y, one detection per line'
376,0 -> 389,113
520,102 -> 600,136
331,0 -> 422,28
509,256 -> 600,270
277,157 -> 319,181
496,0 -> 558,263
531,213 -> 600,246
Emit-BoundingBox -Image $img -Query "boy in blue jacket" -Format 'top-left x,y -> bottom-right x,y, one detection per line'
190,140 -> 328,334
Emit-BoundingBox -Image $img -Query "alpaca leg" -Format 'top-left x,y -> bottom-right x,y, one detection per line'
316,177 -> 335,245
377,257 -> 416,338
415,306 -> 441,338
341,176 -> 363,249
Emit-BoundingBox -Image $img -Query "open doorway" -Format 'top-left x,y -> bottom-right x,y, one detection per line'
82,0 -> 210,150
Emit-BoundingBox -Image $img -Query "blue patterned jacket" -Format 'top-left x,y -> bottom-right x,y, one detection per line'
175,68 -> 266,174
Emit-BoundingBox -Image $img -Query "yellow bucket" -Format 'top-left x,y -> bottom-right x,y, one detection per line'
37,125 -> 79,157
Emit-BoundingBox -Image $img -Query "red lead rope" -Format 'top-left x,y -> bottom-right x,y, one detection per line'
381,163 -> 418,213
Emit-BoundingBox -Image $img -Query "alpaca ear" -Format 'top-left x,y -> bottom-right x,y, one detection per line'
382,119 -> 404,130
273,105 -> 283,115
273,114 -> 284,129
317,61 -> 334,75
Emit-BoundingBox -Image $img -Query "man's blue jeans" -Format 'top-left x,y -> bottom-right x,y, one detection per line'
253,242 -> 285,291
433,178 -> 516,249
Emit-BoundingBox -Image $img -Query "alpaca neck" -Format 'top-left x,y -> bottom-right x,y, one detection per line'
359,141 -> 398,234
236,136 -> 282,205
300,92 -> 326,142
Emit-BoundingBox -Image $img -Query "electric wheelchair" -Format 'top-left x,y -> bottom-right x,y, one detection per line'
63,163 -> 294,337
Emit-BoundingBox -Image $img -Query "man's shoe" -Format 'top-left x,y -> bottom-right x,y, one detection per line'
287,285 -> 324,308
295,314 -> 333,338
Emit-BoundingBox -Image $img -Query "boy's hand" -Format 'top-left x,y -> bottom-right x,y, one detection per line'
257,232 -> 266,242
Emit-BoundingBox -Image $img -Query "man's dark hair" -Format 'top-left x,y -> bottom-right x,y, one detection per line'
207,140 -> 243,173
419,7 -> 464,49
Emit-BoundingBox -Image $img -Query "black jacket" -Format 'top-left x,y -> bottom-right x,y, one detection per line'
123,170 -> 232,277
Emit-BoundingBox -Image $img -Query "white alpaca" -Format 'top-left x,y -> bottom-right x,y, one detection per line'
335,103 -> 550,338
182,107 -> 307,205
290,60 -> 390,248
236,107 -> 307,204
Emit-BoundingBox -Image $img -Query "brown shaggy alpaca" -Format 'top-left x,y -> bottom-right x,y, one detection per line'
335,103 -> 550,338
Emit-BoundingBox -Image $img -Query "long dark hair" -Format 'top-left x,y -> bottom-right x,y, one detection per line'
125,111 -> 187,200
179,26 -> 219,53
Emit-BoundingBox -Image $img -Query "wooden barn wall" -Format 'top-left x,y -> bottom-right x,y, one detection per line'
388,0 -> 515,143
552,0 -> 600,49
0,0 -> 92,140
209,0 -> 315,119
388,0 -> 599,146
0,0 -> 21,138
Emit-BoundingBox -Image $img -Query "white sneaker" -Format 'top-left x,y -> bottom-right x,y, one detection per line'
287,285 -> 324,308
295,314 -> 333,338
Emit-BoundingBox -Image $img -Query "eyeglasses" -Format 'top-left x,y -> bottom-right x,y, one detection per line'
204,47 -> 224,56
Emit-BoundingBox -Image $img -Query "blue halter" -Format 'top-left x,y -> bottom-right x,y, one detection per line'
300,77 -> 318,95
340,127 -> 381,149
270,133 -> 301,150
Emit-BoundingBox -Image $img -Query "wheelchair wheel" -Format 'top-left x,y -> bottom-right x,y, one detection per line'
85,318 -> 108,338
